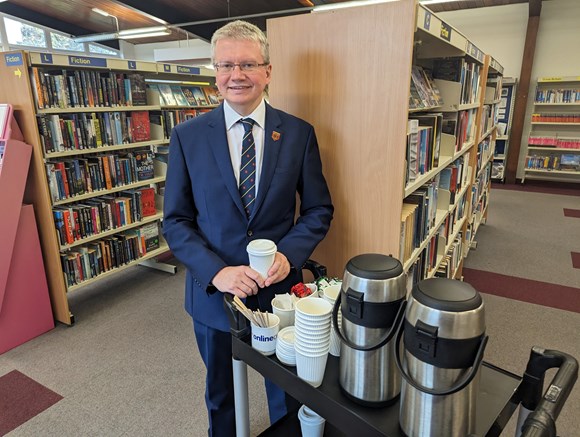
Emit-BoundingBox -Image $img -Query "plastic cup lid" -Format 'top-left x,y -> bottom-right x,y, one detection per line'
247,239 -> 277,256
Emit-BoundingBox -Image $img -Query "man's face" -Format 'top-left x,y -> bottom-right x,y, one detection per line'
214,38 -> 272,116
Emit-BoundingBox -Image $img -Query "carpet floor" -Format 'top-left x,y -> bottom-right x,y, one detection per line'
0,184 -> 578,436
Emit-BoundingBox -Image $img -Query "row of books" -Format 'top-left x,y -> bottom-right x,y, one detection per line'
434,235 -> 463,279
60,222 -> 160,287
401,154 -> 471,262
475,137 -> 492,175
31,68 -> 148,109
470,162 -> 492,206
406,200 -> 465,286
525,154 -> 580,171
399,203 -> 418,262
150,109 -> 211,140
432,58 -> 481,106
53,187 -> 156,246
440,154 -> 470,206
147,83 -> 220,107
405,114 -> 443,185
441,109 -> 477,152
403,178 -> 439,251
535,88 -> 580,104
472,186 -> 489,219
409,66 -> 444,110
528,136 -> 580,149
409,233 -> 440,283
531,113 -> 580,123
45,150 -> 155,202
479,104 -> 497,137
38,111 -> 151,154
485,77 -> 503,102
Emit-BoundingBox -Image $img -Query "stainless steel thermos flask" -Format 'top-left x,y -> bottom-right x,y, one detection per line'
332,253 -> 407,406
396,278 -> 488,437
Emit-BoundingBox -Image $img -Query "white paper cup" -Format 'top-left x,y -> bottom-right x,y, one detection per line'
251,314 -> 280,356
295,297 -> 332,318
295,349 -> 329,387
322,284 -> 341,302
298,405 -> 326,437
329,324 -> 341,357
304,283 -> 318,298
246,239 -> 277,278
271,296 -> 295,329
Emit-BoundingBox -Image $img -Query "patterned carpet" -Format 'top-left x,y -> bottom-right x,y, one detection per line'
0,370 -> 62,435
463,267 -> 580,313
0,182 -> 578,436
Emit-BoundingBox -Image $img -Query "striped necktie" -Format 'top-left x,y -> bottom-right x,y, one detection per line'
239,118 -> 256,218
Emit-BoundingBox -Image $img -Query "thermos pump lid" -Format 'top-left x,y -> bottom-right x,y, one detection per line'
413,278 -> 482,312
345,254 -> 403,280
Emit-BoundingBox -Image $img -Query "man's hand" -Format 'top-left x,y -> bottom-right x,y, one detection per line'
212,266 -> 265,298
264,252 -> 291,287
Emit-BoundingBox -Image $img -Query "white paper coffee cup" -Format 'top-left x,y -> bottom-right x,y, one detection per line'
251,314 -> 280,356
247,239 -> 277,278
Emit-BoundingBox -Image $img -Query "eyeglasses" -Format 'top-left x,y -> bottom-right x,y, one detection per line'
213,62 -> 269,73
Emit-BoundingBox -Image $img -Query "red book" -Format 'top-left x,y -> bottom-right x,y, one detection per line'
130,111 -> 151,142
139,187 -> 156,217
61,209 -> 74,244
55,161 -> 70,197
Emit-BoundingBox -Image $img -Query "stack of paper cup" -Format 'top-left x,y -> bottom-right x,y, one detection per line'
322,284 -> 342,357
294,297 -> 332,387
298,405 -> 326,437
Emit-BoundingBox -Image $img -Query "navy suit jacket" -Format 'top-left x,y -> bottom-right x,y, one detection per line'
162,103 -> 333,332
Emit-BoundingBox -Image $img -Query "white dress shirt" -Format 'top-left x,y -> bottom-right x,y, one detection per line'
223,99 -> 266,197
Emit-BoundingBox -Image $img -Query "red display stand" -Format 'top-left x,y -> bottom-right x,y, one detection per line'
0,110 -> 54,354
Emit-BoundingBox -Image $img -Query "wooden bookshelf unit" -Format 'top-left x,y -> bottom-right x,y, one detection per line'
0,51 -> 218,324
523,76 -> 580,183
267,0 -> 503,284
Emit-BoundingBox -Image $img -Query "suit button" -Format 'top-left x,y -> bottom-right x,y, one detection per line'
247,230 -> 253,237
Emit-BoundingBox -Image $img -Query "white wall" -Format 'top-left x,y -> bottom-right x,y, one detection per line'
440,0 -> 580,179
131,39 -> 210,64
439,3 -> 528,79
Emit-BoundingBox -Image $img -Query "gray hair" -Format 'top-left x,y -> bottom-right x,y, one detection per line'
211,20 -> 270,64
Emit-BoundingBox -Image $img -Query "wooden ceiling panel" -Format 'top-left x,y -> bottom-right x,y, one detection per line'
7,0 -> 165,33
0,0 -> 532,46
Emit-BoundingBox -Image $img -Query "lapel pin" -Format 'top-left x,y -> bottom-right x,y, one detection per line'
272,131 -> 281,141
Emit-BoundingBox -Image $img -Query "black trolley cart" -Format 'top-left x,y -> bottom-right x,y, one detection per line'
224,262 -> 578,437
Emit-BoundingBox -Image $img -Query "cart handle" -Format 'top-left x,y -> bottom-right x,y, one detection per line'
303,259 -> 327,280
519,347 -> 578,437
224,259 -> 326,338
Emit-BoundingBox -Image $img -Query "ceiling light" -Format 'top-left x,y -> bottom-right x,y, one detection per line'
118,30 -> 171,39
91,8 -> 110,17
312,0 -> 398,13
420,0 -> 462,4
118,26 -> 168,36
73,33 -> 118,43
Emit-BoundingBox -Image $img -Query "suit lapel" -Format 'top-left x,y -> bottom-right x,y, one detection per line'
207,106 -> 247,217
252,104 -> 283,219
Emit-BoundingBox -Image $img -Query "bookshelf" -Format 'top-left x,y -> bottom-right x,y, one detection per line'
266,0 -> 502,285
492,77 -> 516,182
523,76 -> 580,183
0,50 -> 218,324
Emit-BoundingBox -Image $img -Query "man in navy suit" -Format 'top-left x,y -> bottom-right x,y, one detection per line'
163,20 -> 333,436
